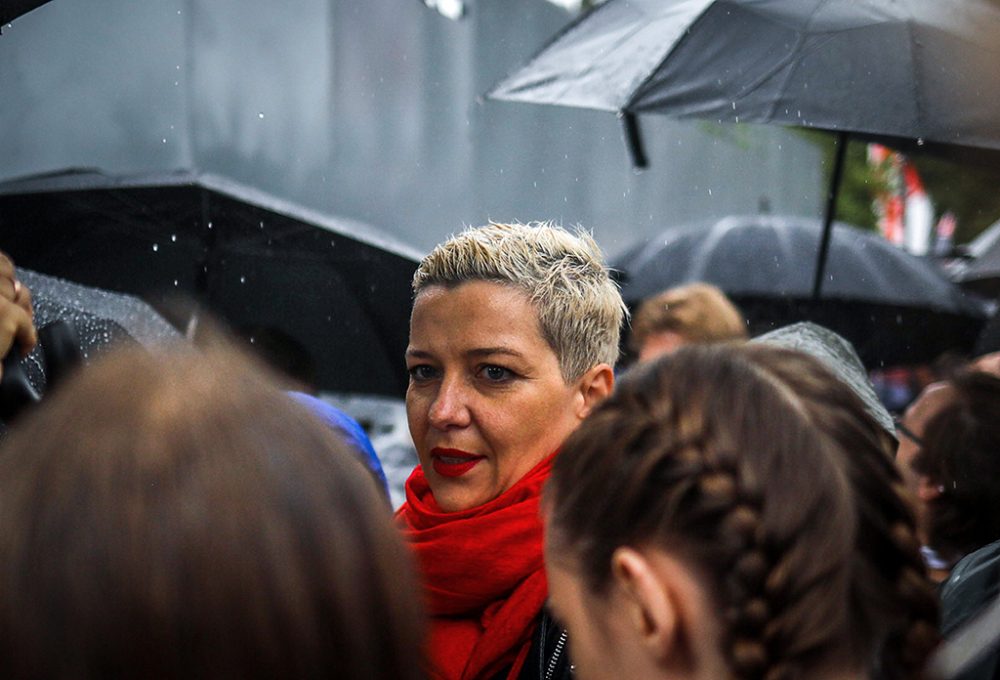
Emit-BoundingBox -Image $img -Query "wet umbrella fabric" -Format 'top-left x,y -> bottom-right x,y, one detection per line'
612,215 -> 987,367
0,268 -> 181,424
491,0 -> 1000,152
753,321 -> 893,435
0,0 -> 54,26
14,268 -> 181,392
21,268 -> 180,351
490,0 -> 1000,298
0,170 -> 420,397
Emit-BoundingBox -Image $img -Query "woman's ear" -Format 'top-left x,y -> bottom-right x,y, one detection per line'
610,547 -> 678,663
575,363 -> 614,418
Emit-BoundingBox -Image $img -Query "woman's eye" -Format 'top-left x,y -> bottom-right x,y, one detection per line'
408,365 -> 438,382
480,365 -> 514,382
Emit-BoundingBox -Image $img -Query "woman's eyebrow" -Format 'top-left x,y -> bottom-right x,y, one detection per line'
466,347 -> 525,359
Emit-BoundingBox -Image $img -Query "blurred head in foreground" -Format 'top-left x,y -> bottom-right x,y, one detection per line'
0,345 -> 424,680
545,344 -> 938,680
629,282 -> 747,363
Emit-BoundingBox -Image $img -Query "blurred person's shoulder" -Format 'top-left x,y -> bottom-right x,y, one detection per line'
941,538 -> 1000,636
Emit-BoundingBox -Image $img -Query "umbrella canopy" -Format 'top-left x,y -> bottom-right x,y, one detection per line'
20,268 -> 181,354
612,215 -> 987,367
0,0 -> 54,26
0,268 -> 181,422
490,0 -> 1000,298
752,321 -> 893,435
491,0 -> 1000,153
945,218 -> 1000,297
0,170 -> 421,397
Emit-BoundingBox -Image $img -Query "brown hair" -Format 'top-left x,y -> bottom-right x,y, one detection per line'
0,345 -> 425,680
547,344 -> 938,680
913,369 -> 1000,562
629,282 -> 747,352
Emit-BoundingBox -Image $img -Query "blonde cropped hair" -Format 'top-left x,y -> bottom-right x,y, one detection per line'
413,222 -> 628,382
630,282 -> 747,352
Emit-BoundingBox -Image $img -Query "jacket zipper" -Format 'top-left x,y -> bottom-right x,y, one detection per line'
545,630 -> 568,680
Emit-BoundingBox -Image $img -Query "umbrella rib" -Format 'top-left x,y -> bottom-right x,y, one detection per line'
623,0 -> 717,112
904,17 -> 926,138
759,0 -> 830,121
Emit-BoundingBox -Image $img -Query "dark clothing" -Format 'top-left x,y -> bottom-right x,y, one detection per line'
940,539 -> 1000,680
518,612 -> 572,680
491,611 -> 571,680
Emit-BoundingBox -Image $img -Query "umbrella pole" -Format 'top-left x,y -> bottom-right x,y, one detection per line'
811,130 -> 849,302
622,113 -> 649,169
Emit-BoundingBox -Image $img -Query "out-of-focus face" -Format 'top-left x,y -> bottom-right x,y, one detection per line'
543,522 -> 727,680
896,382 -> 953,537
545,554 -> 626,680
638,330 -> 688,363
405,280 -> 588,512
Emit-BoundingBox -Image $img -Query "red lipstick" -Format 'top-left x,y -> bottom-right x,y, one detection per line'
430,448 -> 485,478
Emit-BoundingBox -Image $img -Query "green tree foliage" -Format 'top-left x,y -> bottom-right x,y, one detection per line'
807,130 -> 1000,246
911,155 -> 1000,246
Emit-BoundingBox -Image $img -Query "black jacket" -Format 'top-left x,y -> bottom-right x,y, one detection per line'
940,539 -> 1000,680
516,611 -> 572,680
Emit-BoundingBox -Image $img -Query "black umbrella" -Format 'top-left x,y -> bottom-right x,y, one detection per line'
490,0 -> 1000,300
945,219 -> 1000,297
0,268 -> 181,422
0,0 -> 54,26
20,267 -> 180,356
612,215 -> 987,367
0,169 -> 421,397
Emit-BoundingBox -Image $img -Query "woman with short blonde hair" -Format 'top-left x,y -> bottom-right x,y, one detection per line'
398,221 -> 627,680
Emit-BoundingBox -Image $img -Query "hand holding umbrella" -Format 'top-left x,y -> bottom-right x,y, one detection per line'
0,251 -> 37,376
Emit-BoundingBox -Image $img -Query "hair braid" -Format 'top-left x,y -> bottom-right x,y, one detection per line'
743,345 -> 941,679
548,346 -> 858,680
843,443 -> 941,680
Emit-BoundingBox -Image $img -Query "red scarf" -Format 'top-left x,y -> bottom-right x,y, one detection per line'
396,454 -> 553,680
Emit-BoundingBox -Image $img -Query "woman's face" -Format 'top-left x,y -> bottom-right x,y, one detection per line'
405,280 -> 587,512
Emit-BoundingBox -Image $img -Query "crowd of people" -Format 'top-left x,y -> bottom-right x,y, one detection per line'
0,221 -> 996,680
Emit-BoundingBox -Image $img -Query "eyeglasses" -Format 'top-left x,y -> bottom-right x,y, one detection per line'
893,417 -> 924,447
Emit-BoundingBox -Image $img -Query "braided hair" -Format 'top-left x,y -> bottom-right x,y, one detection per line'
742,346 -> 940,680
546,344 -> 939,680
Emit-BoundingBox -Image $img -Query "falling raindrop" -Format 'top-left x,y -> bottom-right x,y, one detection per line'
161,138 -> 167,144
207,221 -> 213,230
239,276 -> 246,284
152,244 -> 159,252
171,234 -> 177,242
916,138 -> 925,146
259,221 -> 264,229
708,189 -> 712,196
731,101 -> 736,110
257,112 -> 265,119
173,280 -> 179,287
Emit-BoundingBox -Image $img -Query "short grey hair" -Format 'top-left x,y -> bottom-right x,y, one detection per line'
413,222 -> 628,382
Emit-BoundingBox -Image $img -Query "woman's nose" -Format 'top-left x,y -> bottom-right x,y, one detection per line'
427,377 -> 471,430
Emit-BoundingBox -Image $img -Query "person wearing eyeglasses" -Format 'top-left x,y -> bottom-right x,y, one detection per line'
894,381 -> 956,581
